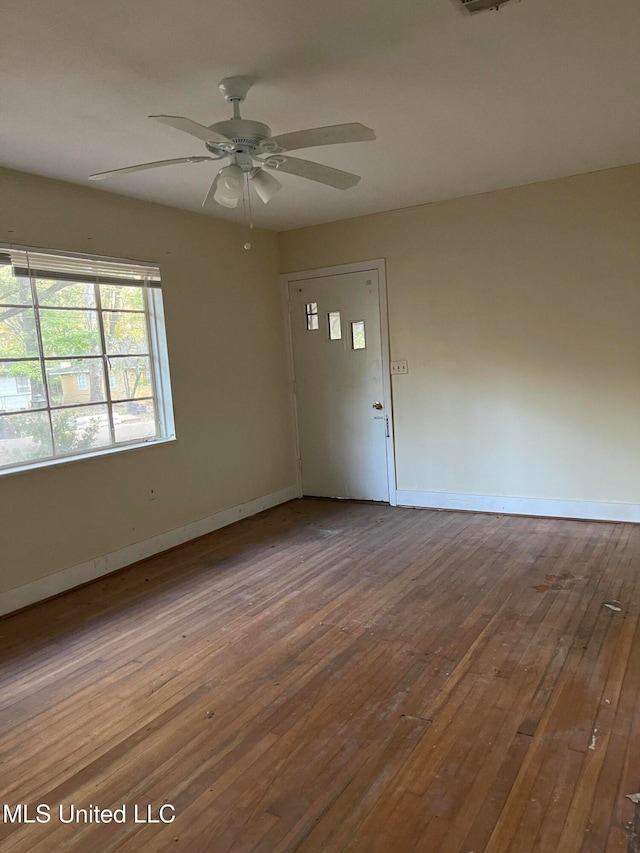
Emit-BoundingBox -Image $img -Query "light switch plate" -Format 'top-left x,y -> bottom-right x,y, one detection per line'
391,360 -> 408,375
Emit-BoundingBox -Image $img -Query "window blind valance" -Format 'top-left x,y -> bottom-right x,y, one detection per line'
0,247 -> 161,288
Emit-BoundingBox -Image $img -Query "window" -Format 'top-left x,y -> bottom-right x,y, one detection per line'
305,302 -> 319,331
328,311 -> 342,340
351,320 -> 366,350
0,246 -> 175,473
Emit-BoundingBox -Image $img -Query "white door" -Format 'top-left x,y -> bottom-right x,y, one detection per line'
289,270 -> 389,501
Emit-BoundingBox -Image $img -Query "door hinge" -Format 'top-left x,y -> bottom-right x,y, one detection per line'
385,416 -> 390,438
298,457 -> 303,469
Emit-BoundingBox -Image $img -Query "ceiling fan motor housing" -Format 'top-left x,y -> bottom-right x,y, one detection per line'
205,119 -> 273,157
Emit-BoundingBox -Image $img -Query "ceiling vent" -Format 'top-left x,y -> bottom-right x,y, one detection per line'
456,0 -> 513,13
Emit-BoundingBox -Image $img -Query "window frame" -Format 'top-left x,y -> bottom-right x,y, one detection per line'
0,245 -> 176,476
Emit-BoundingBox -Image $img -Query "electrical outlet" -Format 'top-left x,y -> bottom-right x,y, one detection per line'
391,360 -> 408,375
148,487 -> 157,501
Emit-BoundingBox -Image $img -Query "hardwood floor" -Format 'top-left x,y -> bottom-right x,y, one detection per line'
1,499 -> 639,852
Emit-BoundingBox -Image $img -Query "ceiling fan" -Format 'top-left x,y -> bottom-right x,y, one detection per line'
89,76 -> 376,209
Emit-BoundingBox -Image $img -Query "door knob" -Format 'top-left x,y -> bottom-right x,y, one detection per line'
372,402 -> 383,410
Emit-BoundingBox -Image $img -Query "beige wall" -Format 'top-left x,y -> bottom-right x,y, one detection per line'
1,168 -> 297,594
280,164 -> 640,505
4,162 -> 640,598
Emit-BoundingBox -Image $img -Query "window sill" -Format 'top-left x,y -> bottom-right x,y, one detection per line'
0,435 -> 176,478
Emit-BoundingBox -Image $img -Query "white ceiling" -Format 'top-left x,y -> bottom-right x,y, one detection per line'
3,0 -> 640,231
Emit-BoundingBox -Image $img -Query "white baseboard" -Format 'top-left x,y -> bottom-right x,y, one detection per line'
0,485 -> 299,617
396,489 -> 640,524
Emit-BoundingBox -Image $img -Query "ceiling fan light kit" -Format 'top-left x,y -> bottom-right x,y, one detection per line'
210,164 -> 244,208
89,76 -> 376,216
250,167 -> 283,204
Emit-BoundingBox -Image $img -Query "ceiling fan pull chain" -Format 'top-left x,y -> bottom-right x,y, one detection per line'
245,174 -> 254,229
242,174 -> 253,250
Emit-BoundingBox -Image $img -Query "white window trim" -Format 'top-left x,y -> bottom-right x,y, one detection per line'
0,435 -> 176,478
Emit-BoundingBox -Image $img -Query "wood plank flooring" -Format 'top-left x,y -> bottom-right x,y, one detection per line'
1,499 -> 640,852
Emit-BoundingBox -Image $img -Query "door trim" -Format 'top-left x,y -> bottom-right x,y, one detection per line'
281,259 -> 397,506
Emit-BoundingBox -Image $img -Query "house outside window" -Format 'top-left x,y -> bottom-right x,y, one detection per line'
0,246 -> 175,473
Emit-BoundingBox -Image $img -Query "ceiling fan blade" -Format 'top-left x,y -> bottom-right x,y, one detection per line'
268,123 -> 375,153
150,115 -> 232,145
249,168 -> 283,204
89,156 -> 214,180
262,156 -> 361,190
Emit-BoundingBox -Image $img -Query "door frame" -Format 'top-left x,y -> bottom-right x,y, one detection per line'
281,259 -> 397,506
